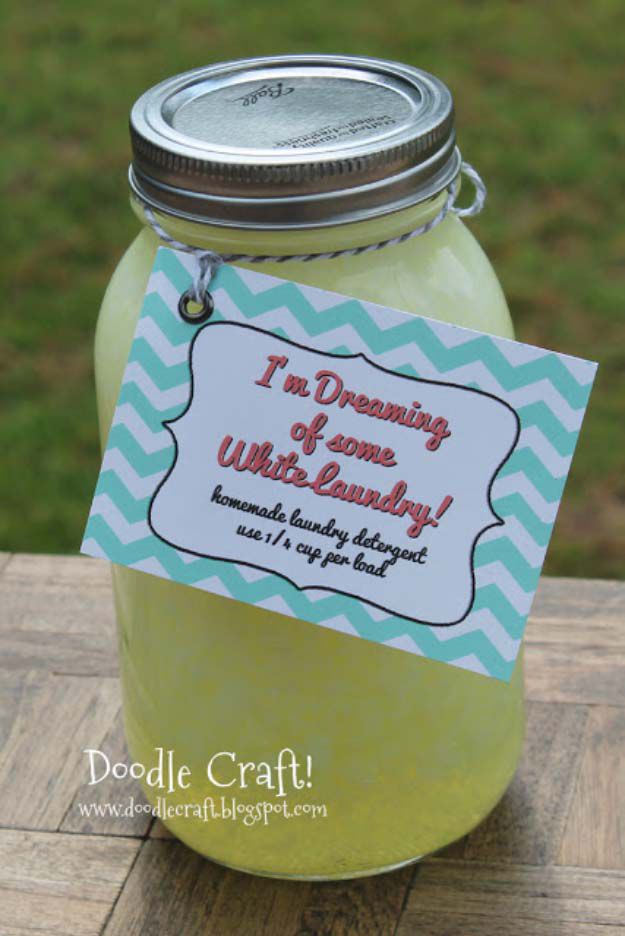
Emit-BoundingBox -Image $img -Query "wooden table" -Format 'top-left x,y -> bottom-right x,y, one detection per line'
0,553 -> 624,935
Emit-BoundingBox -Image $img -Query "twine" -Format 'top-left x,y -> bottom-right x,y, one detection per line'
140,161 -> 486,305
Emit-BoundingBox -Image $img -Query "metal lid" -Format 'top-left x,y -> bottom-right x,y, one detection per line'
129,54 -> 460,229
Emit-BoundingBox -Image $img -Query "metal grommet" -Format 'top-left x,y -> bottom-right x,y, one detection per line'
178,288 -> 214,324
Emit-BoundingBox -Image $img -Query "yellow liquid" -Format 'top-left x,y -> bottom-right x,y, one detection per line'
95,193 -> 524,878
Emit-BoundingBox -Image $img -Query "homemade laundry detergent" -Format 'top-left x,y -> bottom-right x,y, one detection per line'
92,55 -> 525,878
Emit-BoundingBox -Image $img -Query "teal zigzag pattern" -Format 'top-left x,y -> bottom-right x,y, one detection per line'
83,248 -> 596,681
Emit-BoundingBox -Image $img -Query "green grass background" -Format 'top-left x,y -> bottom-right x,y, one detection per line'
2,1 -> 624,578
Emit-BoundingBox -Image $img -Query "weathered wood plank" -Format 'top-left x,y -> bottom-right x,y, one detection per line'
0,671 -> 29,750
0,564 -> 117,675
61,709 -> 152,837
0,629 -> 119,677
103,840 -> 226,935
529,577 -> 625,627
2,553 -> 111,587
0,673 -> 120,830
0,553 -> 12,577
526,612 -> 625,649
463,701 -> 589,864
0,828 -> 138,936
297,868 -> 415,936
524,578 -> 625,706
396,911 -> 625,935
104,839 -> 414,936
559,705 -> 625,870
524,644 -> 625,706
1,560 -> 623,934
400,860 -> 625,927
0,578 -> 114,635
204,872 -> 311,936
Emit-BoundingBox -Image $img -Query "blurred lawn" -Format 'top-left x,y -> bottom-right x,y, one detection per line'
1,1 -> 624,578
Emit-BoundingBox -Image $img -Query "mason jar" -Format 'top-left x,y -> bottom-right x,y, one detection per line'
94,54 -> 524,879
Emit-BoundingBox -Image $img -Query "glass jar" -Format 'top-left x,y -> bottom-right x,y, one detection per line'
95,55 -> 524,879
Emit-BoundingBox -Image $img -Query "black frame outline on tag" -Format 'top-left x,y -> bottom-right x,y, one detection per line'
147,321 -> 521,629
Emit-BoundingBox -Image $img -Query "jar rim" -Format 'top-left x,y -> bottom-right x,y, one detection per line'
129,54 -> 460,230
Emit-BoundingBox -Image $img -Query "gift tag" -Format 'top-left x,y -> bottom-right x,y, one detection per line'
82,247 -> 596,681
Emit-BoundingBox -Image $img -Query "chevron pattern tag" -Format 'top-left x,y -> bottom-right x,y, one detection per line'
82,247 -> 596,681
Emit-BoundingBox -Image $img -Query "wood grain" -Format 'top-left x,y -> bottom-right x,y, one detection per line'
400,860 -> 625,928
202,870 -> 311,936
0,828 -> 138,936
104,839 -> 414,936
103,839 -> 226,935
61,709 -> 153,838
524,644 -> 625,706
524,577 -> 625,706
1,552 -> 112,587
0,670 -> 29,750
0,629 -> 119,677
529,577 -> 625,629
1,557 -> 625,934
0,552 -> 12,577
296,868 -> 415,936
0,672 -> 120,830
559,705 -> 625,870
396,911 -> 625,935
0,556 -> 117,677
463,701 -> 589,864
